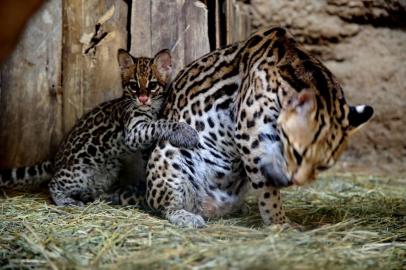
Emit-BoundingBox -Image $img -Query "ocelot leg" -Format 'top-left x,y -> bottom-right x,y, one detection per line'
48,170 -> 86,206
146,142 -> 205,228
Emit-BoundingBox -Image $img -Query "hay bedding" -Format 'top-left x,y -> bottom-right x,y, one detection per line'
1,174 -> 405,269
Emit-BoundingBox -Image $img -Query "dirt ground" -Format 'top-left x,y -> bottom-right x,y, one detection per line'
248,0 -> 406,175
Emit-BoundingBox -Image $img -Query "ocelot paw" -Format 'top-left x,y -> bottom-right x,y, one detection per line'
168,122 -> 199,148
53,197 -> 85,207
166,209 -> 206,228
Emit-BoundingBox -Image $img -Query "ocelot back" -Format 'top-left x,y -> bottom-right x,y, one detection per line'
145,27 -> 374,228
0,49 -> 199,206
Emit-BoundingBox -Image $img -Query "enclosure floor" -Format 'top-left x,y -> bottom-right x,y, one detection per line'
1,174 -> 405,270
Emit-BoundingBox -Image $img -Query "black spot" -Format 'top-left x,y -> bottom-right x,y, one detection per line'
253,157 -> 261,164
216,99 -> 232,111
242,147 -> 250,154
241,133 -> 249,141
195,121 -> 205,131
156,181 -> 164,188
208,117 -> 215,128
264,192 -> 270,199
16,167 -> 25,179
180,149 -> 192,159
204,103 -> 213,112
88,145 -> 97,156
209,132 -> 217,141
28,166 -> 36,177
165,150 -> 174,158
216,172 -> 225,178
247,120 -> 255,128
172,163 -> 181,170
251,140 -> 259,149
240,110 -> 246,121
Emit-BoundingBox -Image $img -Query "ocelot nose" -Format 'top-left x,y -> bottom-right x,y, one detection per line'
138,95 -> 149,104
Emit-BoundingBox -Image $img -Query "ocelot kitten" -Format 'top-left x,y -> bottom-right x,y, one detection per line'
145,27 -> 374,228
0,49 -> 199,206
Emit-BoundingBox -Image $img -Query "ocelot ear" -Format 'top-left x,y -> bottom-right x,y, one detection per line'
153,49 -> 172,83
117,49 -> 134,69
285,89 -> 316,114
347,105 -> 374,134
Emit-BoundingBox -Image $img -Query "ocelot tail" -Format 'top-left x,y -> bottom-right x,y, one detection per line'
145,26 -> 374,228
0,49 -> 199,206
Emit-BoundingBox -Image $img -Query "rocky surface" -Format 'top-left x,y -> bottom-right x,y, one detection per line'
249,0 -> 406,174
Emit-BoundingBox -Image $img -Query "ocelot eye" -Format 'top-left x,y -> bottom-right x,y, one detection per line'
128,81 -> 138,91
148,81 -> 158,92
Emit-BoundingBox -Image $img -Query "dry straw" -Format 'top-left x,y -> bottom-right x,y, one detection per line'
1,174 -> 405,269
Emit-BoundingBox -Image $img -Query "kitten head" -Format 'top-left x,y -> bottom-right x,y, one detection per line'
117,49 -> 172,106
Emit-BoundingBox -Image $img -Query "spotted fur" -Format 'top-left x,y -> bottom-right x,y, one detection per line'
146,27 -> 374,227
0,49 -> 199,206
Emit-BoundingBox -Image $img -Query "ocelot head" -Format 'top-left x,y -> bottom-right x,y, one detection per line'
117,49 -> 172,106
273,34 -> 374,186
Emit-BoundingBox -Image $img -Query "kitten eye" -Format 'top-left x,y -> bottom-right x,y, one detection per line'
128,81 -> 138,91
149,81 -> 158,92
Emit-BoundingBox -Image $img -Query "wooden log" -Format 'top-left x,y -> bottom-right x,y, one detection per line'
0,0 -> 63,168
62,0 -> 128,132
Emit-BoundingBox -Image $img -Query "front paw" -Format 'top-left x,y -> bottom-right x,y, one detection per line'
169,122 -> 199,148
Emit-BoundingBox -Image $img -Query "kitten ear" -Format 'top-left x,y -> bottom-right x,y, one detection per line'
117,49 -> 134,69
153,49 -> 172,83
347,105 -> 374,134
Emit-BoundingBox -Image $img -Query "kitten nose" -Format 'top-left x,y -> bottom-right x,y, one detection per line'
138,95 -> 149,104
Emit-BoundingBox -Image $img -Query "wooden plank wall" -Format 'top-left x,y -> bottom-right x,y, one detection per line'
0,0 -> 128,168
130,0 -> 210,75
62,0 -> 128,132
212,0 -> 251,49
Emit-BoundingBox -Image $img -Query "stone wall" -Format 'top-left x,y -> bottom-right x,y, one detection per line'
249,0 -> 406,174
